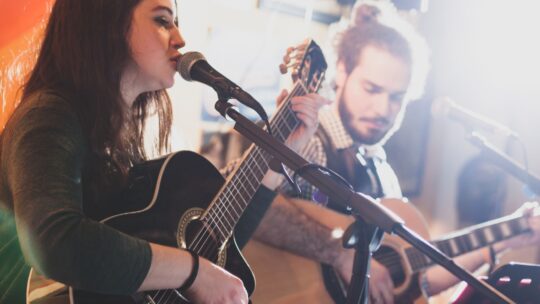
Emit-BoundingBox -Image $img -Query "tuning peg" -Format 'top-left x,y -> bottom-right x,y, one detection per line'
279,63 -> 288,74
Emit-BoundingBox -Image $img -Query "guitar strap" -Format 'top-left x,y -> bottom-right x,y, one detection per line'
315,126 -> 384,212
315,125 -> 385,304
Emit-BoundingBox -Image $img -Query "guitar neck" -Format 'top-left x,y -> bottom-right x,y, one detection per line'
405,213 -> 531,273
200,82 -> 308,244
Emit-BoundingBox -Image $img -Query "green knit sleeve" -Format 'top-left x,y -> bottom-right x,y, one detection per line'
3,92 -> 151,295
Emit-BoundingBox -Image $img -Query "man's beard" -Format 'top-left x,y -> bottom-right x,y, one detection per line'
338,95 -> 394,146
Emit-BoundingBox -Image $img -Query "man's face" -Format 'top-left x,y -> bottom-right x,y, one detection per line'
336,45 -> 411,145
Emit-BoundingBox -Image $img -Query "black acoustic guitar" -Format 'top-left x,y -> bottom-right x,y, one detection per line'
26,40 -> 327,304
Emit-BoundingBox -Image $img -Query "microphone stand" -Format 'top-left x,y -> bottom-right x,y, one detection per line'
467,132 -> 540,196
214,99 -> 514,304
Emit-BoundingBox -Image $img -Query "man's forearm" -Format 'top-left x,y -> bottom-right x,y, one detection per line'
424,247 -> 489,296
252,194 -> 351,266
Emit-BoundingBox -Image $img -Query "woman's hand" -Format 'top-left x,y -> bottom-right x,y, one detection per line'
186,257 -> 249,304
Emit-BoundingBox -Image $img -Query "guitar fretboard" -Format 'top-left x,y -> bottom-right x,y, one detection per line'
405,214 -> 531,273
199,83 -> 309,245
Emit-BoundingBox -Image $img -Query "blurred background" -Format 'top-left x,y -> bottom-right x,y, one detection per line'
2,0 -> 540,302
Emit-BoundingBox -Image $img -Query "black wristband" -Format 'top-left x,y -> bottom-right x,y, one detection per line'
178,249 -> 199,292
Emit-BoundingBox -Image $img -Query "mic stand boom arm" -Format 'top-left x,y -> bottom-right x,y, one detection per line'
468,132 -> 540,196
215,100 -> 514,304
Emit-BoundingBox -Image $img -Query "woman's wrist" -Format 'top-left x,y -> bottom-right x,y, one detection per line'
177,249 -> 199,292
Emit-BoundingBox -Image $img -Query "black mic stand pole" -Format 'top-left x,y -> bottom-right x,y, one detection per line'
342,220 -> 383,304
215,99 -> 514,304
467,132 -> 540,196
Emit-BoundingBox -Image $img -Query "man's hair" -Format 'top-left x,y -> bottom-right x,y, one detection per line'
334,1 -> 429,100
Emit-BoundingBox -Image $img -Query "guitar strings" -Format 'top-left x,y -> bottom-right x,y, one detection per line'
187,97 -> 298,261
186,87 -> 299,258
151,84 -> 305,303
187,83 -> 303,257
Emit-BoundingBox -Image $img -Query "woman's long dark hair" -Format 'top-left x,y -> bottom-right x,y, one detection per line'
16,0 -> 173,188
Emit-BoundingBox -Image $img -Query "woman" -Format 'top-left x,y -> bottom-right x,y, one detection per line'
0,0 -> 329,303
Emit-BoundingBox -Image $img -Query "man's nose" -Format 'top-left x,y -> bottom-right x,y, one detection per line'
372,94 -> 390,117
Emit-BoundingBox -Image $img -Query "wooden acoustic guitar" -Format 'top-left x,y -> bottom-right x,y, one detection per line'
25,40 -> 327,304
243,197 -> 537,304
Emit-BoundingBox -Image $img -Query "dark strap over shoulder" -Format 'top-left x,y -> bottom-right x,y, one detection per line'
316,126 -> 358,186
316,126 -> 381,212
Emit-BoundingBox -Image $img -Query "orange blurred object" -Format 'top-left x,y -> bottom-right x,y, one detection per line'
0,0 -> 51,129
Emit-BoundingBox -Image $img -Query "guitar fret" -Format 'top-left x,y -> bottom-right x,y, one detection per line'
448,239 -> 460,256
500,222 -> 512,238
402,214 -> 536,278
275,125 -> 286,142
494,225 -> 504,240
407,248 -> 428,272
207,211 -> 230,242
454,237 -> 468,256
483,228 -> 496,243
475,229 -> 487,245
457,235 -> 470,253
285,109 -> 298,133
215,198 -> 236,234
468,232 -> 480,249
223,187 -> 242,218
232,176 -> 253,207
437,242 -> 451,255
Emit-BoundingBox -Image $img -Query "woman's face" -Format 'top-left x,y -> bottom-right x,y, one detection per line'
123,0 -> 184,101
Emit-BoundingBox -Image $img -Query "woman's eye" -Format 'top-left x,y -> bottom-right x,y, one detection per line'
155,17 -> 172,28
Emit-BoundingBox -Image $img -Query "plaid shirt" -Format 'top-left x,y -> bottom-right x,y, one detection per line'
278,107 -> 402,203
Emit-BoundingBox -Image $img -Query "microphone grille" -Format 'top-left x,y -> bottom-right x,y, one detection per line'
177,51 -> 206,81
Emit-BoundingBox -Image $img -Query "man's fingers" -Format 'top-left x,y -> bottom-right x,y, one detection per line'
276,89 -> 289,106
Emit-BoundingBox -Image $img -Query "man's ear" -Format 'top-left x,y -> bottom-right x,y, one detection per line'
335,60 -> 347,89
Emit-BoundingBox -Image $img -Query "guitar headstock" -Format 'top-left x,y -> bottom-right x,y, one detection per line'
279,39 -> 327,94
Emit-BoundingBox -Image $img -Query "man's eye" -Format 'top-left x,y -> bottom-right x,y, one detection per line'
390,94 -> 405,103
364,86 -> 379,94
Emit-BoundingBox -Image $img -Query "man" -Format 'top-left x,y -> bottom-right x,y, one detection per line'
246,1 -> 540,303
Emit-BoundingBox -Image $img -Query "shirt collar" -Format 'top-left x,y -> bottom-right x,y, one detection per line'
320,107 -> 387,161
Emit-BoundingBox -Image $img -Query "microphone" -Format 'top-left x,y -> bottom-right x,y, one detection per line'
432,97 -> 518,138
177,51 -> 268,121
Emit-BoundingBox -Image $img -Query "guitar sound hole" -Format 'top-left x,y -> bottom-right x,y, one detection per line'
184,219 -> 221,262
374,246 -> 406,287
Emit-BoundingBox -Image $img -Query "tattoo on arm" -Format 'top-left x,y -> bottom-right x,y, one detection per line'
253,197 -> 343,266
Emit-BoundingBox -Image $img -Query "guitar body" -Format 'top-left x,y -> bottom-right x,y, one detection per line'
28,151 -> 254,304
244,198 -> 429,304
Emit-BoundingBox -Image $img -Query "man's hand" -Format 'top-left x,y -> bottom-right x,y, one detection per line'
276,89 -> 332,153
261,90 -> 331,190
497,201 -> 540,251
334,249 -> 395,304
368,260 -> 395,304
